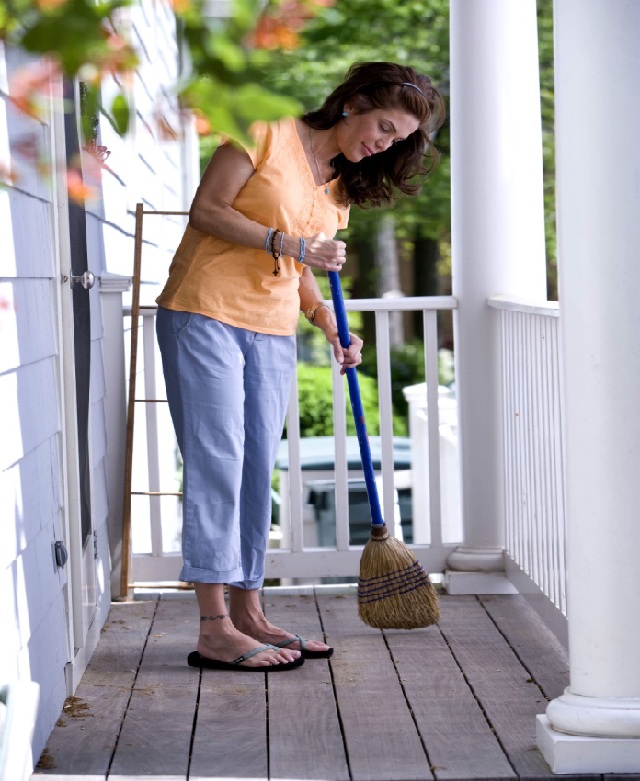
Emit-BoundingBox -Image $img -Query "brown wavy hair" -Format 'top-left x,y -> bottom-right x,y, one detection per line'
303,62 -> 446,208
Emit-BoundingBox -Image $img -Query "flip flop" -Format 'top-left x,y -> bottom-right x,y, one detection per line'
274,634 -> 334,659
187,645 -> 305,672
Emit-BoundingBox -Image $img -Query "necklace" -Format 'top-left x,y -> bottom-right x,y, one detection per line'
309,126 -> 331,195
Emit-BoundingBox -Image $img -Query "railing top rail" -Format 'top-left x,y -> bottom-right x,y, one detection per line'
141,210 -> 189,216
487,294 -> 559,317
125,296 -> 458,317
343,295 -> 457,312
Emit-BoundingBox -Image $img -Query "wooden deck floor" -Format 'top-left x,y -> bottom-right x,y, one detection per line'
33,591 -> 630,781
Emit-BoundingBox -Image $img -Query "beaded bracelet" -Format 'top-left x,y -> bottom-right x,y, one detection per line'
271,229 -> 282,277
270,229 -> 280,256
298,237 -> 306,265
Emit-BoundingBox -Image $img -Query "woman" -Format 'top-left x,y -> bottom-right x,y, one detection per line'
156,61 -> 445,672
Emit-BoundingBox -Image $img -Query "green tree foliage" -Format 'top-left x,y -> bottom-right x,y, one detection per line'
296,362 -> 385,437
359,340 -> 454,428
537,0 -> 557,298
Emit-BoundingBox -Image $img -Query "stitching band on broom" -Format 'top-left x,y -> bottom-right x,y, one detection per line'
327,270 -> 440,630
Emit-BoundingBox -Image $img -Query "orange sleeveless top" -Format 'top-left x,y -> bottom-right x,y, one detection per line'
156,117 -> 350,335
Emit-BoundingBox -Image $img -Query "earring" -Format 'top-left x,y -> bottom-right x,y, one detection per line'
342,111 -> 348,117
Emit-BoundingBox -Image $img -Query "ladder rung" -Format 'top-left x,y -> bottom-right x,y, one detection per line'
131,491 -> 183,496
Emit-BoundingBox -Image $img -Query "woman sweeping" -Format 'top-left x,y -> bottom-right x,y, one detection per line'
156,61 -> 446,671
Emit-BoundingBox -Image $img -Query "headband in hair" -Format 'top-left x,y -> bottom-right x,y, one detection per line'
399,82 -> 424,96
363,81 -> 426,98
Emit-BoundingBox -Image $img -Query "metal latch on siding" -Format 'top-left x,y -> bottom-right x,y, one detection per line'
53,540 -> 68,569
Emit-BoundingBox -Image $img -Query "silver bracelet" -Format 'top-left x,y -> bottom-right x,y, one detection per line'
265,227 -> 274,253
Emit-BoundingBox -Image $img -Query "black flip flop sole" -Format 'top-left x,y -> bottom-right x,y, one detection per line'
302,647 -> 334,659
187,650 -> 304,672
274,634 -> 334,659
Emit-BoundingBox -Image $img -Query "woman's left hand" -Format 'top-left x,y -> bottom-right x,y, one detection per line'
328,331 -> 364,375
310,301 -> 363,375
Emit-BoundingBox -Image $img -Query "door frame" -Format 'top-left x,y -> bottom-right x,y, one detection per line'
49,76 -> 99,690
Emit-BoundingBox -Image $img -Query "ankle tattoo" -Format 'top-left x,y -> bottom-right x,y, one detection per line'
200,614 -> 228,622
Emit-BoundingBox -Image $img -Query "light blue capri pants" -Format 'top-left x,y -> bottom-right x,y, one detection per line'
156,307 -> 296,589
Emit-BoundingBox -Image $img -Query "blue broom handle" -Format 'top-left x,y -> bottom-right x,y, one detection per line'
327,271 -> 385,527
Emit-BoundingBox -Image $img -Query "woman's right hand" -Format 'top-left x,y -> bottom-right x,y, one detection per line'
303,232 -> 347,273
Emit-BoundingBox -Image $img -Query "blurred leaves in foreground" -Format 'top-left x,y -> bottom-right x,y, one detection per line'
1,0 -> 327,143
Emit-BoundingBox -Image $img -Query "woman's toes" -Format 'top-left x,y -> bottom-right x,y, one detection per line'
277,648 -> 300,663
304,639 -> 329,652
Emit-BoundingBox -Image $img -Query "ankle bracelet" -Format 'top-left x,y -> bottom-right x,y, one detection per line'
200,614 -> 229,622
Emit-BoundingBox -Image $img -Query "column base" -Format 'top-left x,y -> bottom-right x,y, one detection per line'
444,546 -> 512,594
446,545 -> 505,572
537,715 -> 640,774
547,689 -> 640,738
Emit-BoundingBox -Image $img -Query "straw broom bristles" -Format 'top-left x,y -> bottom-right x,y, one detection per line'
358,524 -> 440,629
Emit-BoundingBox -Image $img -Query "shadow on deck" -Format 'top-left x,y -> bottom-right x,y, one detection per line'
33,591 -> 622,781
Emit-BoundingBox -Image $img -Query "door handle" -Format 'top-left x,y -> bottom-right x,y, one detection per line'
70,271 -> 96,290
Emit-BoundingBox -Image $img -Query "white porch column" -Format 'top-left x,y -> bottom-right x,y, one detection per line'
536,1 -> 640,773
447,0 -> 547,592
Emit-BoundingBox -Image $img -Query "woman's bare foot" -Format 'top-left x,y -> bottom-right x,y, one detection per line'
193,582 -> 300,668
197,616 -> 301,668
228,587 -> 331,656
232,615 -> 331,655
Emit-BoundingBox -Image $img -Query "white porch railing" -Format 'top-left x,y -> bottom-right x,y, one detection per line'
124,296 -> 459,586
489,295 -> 567,633
121,293 -> 567,634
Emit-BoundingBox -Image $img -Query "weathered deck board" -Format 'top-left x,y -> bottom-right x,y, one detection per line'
35,601 -> 156,776
385,607 -> 516,780
318,593 -> 434,781
35,591 -> 640,781
264,592 -> 349,781
108,598 -> 198,779
438,595 -> 574,781
478,595 -> 569,701
190,663 -> 268,781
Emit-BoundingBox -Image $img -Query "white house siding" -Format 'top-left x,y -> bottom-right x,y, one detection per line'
0,41 -> 73,762
98,0 -> 190,292
1,0 -> 195,766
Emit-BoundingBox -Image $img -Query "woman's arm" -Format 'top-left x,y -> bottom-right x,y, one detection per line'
189,144 -> 347,272
193,143 -> 360,370
299,266 -> 362,373
189,143 -> 270,248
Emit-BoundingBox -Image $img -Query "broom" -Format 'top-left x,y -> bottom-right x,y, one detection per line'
327,271 -> 440,630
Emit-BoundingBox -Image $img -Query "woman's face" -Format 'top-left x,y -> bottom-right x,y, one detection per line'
336,106 -> 420,162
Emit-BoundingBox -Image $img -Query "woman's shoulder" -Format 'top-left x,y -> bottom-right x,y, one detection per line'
251,116 -> 309,173
251,115 -> 298,147
233,118 -> 288,168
